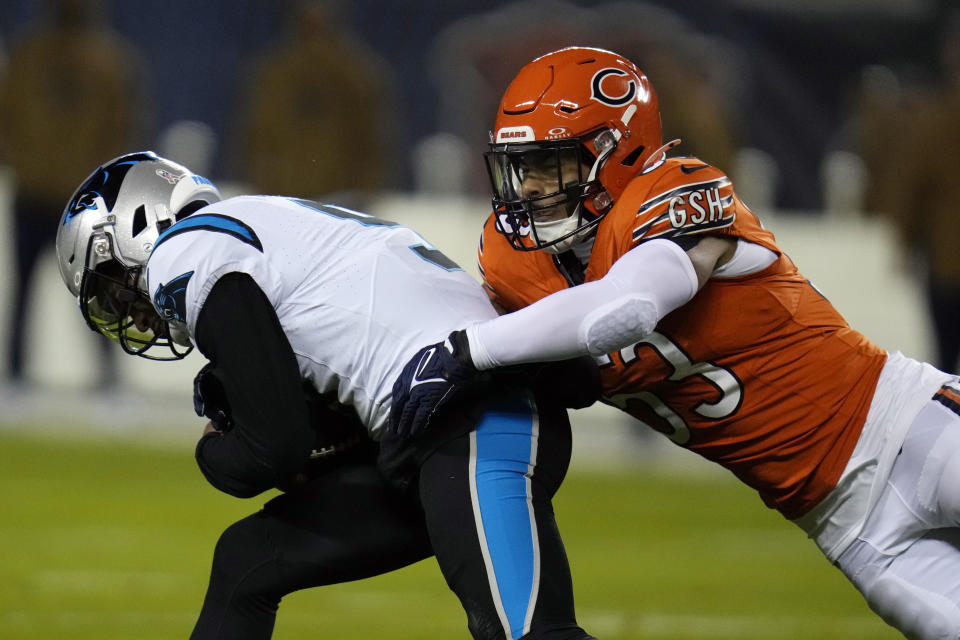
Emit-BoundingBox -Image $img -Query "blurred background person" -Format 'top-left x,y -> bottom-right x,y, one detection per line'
0,0 -> 150,390
867,9 -> 960,372
231,0 -> 399,207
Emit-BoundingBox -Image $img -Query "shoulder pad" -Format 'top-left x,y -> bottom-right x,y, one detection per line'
623,158 -> 735,244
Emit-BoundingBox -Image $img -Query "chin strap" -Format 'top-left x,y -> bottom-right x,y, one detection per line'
640,138 -> 682,172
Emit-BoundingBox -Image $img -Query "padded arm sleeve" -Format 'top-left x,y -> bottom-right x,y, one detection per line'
467,239 -> 698,369
193,272 -> 315,498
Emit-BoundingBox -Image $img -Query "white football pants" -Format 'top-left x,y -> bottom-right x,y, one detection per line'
836,395 -> 960,639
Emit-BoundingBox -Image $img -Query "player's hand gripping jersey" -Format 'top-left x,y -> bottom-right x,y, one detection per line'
479,158 -> 887,519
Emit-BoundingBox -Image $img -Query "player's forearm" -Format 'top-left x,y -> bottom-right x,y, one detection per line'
193,272 -> 316,496
468,239 -> 698,369
195,431 -> 277,498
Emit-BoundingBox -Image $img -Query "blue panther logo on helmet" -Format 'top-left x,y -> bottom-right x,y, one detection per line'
64,151 -> 159,222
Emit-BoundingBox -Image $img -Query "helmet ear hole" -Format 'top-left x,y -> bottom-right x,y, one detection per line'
621,145 -> 646,167
132,205 -> 147,236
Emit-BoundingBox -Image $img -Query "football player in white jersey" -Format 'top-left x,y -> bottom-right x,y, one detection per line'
55,152 -> 599,640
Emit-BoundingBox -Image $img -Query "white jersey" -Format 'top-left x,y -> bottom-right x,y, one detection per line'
145,196 -> 496,438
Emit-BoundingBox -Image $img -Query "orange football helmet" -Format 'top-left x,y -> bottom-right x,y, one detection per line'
485,47 -> 662,252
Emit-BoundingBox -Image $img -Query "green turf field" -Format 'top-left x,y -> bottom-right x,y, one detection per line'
0,427 -> 902,639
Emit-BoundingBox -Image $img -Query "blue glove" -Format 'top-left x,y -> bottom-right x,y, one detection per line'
390,330 -> 484,439
193,363 -> 233,431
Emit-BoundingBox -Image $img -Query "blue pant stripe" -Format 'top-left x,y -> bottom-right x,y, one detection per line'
472,393 -> 539,640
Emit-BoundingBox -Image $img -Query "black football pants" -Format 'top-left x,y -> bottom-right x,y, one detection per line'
189,392 -> 595,640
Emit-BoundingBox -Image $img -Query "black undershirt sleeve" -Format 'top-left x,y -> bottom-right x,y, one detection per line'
192,272 -> 314,498
665,235 -> 701,251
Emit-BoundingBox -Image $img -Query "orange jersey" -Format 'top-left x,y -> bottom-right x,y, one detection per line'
478,157 -> 887,519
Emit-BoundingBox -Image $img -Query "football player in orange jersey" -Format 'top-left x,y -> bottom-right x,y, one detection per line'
390,47 -> 960,639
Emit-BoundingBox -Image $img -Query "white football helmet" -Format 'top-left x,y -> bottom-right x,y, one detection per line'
55,151 -> 221,359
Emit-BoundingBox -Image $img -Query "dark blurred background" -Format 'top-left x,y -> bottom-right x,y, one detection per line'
0,0 -> 953,208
